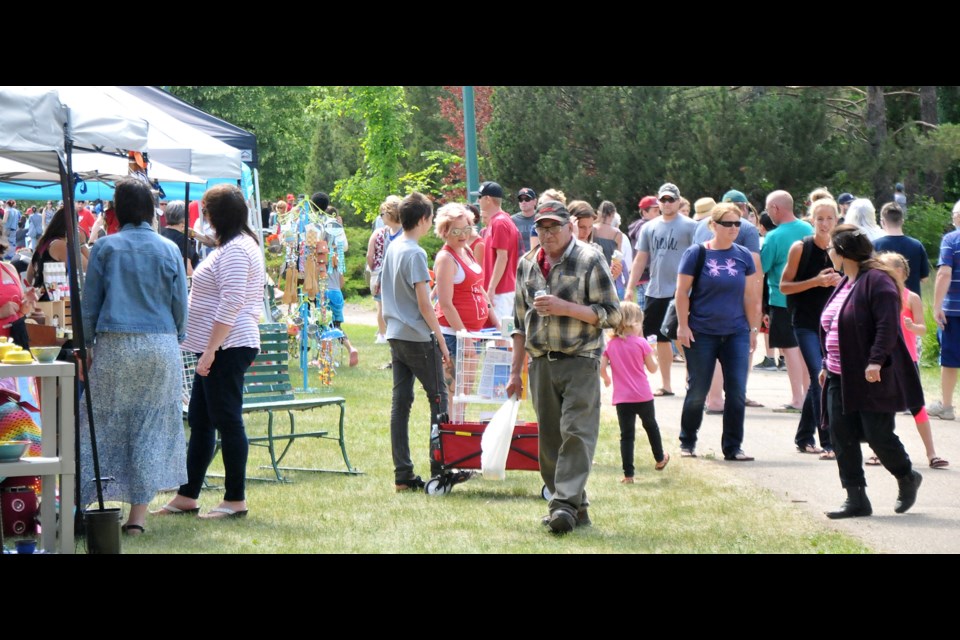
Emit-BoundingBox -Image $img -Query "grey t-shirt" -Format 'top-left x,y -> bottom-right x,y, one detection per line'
512,212 -> 537,253
381,237 -> 432,342
636,214 -> 698,299
692,216 -> 761,253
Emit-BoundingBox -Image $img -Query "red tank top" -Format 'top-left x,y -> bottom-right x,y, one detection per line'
436,245 -> 489,331
0,264 -> 23,336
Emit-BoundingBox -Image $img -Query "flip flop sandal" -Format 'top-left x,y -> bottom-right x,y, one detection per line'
151,504 -> 200,516
865,456 -> 882,466
653,389 -> 675,397
797,444 -> 823,454
929,457 -> 950,469
199,507 -> 249,520
745,398 -> 764,408
819,450 -> 836,460
121,524 -> 145,536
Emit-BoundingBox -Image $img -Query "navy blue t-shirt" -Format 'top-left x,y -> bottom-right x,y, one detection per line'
678,243 -> 756,335
873,234 -> 930,297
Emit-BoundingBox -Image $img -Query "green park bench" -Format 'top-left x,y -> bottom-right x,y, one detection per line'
182,323 -> 359,482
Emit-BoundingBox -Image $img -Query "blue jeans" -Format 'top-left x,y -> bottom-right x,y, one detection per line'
680,331 -> 750,457
180,346 -> 258,502
794,327 -> 832,451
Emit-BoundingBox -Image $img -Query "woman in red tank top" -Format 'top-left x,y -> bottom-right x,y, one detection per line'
434,203 -> 498,362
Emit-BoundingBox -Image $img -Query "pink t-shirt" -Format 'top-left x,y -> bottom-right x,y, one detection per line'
900,288 -> 918,362
483,210 -> 520,294
821,281 -> 854,375
603,335 -> 655,404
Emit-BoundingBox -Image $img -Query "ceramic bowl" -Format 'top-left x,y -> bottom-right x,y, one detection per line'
0,440 -> 30,462
30,346 -> 61,363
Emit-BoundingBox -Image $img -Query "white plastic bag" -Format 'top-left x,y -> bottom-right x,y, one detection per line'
481,396 -> 520,480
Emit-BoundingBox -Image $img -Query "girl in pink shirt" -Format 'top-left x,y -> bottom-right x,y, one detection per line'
872,253 -> 948,469
600,301 -> 669,482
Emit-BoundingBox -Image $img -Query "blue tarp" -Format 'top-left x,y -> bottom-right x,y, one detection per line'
1,164 -> 254,203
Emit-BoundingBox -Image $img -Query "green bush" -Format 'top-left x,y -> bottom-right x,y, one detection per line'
904,196 -> 952,266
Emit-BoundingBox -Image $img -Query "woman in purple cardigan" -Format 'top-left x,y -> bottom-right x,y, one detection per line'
819,224 -> 924,519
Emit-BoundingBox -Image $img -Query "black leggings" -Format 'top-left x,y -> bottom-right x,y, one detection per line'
615,401 -> 665,477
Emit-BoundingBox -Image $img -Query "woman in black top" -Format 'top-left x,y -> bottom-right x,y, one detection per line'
779,198 -> 841,458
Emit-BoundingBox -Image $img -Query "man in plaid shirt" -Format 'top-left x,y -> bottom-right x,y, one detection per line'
507,200 -> 621,534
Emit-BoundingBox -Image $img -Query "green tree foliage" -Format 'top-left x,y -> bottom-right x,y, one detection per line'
167,86 -> 318,200
311,87 -> 455,222
486,86 -> 851,222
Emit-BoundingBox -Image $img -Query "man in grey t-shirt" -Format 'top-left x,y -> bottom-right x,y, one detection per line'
381,193 -> 451,491
511,187 -> 537,253
626,182 -> 698,395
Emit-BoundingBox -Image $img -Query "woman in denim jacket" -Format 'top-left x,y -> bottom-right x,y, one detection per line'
79,177 -> 188,535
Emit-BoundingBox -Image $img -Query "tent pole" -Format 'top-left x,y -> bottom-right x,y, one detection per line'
59,143 -> 104,512
183,182 -> 191,275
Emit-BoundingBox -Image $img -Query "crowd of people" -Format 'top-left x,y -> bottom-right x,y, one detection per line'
372,179 -> 954,535
4,174 -> 953,540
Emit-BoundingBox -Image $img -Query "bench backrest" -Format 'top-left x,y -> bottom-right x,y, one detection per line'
243,323 -> 296,404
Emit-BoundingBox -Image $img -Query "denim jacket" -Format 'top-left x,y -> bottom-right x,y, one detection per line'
82,222 -> 188,341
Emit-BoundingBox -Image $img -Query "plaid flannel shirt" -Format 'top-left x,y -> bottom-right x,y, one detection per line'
513,238 -> 621,359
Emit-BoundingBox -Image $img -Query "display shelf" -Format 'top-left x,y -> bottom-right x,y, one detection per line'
0,360 -> 75,553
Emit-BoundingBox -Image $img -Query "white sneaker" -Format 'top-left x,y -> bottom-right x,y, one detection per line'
927,401 -> 955,421
375,333 -> 387,344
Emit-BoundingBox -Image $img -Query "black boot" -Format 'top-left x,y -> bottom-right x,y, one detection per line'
894,470 -> 923,514
826,486 -> 872,519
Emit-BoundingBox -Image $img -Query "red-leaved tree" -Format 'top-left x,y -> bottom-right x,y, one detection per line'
438,86 -> 493,200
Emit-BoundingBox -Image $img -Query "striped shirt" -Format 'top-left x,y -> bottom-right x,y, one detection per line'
821,280 -> 854,375
938,229 -> 960,316
182,233 -> 264,353
513,238 -> 621,359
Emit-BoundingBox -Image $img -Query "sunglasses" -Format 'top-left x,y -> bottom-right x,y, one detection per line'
535,224 -> 565,236
659,197 -> 676,204
715,220 -> 742,228
447,226 -> 474,237
518,196 -> 533,203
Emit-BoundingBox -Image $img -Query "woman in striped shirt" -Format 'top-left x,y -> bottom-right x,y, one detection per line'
820,225 -> 924,519
155,184 -> 265,521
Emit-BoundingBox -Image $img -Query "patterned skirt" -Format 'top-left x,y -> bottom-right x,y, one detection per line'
79,333 -> 187,506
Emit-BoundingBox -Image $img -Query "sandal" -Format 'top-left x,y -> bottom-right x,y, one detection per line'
121,523 -> 145,536
819,450 -> 836,460
745,398 -> 764,408
865,456 -> 882,466
653,388 -> 675,397
655,452 -> 671,471
929,456 -> 950,469
797,444 -> 823,454
150,504 -> 200,516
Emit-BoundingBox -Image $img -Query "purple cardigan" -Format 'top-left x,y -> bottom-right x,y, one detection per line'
819,268 -> 924,414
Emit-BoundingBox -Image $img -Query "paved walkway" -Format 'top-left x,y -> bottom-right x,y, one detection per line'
614,361 -> 960,554
345,305 -> 960,553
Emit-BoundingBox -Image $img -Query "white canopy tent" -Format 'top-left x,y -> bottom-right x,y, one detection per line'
0,152 -> 205,185
0,86 -> 149,171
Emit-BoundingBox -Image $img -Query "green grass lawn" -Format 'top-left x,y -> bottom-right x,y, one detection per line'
111,323 -> 869,554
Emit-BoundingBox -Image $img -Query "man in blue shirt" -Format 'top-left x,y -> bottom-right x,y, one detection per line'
874,202 -> 929,297
761,190 -> 813,414
928,200 -> 960,421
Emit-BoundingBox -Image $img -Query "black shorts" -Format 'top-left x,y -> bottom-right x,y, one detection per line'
768,306 -> 798,349
642,296 -> 672,342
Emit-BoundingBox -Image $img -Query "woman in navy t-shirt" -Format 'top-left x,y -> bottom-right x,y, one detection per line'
675,203 -> 761,461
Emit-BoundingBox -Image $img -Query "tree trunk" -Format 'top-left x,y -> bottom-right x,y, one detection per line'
920,86 -> 943,201
866,86 -> 889,204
